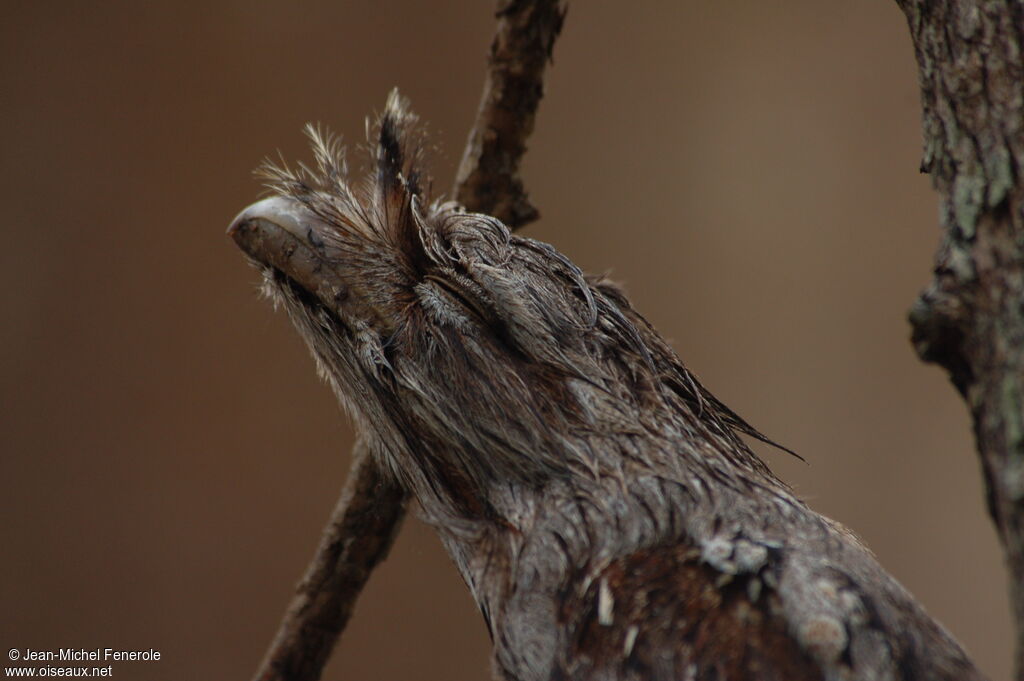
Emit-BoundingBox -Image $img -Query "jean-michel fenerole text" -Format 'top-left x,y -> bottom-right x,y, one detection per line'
16,649 -> 160,662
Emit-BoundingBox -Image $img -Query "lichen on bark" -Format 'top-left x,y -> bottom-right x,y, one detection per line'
899,0 -> 1024,675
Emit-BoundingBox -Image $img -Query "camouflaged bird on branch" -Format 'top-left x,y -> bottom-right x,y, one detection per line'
230,92 -> 984,681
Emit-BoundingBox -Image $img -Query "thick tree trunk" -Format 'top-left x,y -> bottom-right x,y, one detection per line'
899,0 -> 1024,676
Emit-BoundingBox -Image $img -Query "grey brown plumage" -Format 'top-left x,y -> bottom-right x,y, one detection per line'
229,92 -> 984,681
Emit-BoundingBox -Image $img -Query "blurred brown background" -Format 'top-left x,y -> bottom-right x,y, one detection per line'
0,2 -> 1011,679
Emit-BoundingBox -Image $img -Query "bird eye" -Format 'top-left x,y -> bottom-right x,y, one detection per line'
417,269 -> 499,333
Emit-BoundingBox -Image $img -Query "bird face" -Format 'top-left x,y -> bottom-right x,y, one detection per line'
227,93 -> 612,509
228,92 -> 784,516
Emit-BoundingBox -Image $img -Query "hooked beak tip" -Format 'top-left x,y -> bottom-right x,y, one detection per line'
227,196 -> 307,241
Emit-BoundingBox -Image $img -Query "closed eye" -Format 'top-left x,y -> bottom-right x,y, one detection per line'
415,277 -> 482,333
417,270 -> 529,362
421,272 -> 494,328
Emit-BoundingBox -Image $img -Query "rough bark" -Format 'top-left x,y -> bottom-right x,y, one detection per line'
898,0 -> 1024,675
453,0 -> 566,230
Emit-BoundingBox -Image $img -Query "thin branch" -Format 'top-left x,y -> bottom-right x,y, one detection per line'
252,440 -> 407,681
453,0 -> 567,230
249,2 -> 566,679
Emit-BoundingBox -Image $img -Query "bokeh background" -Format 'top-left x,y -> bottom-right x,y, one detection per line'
1,2 -> 1011,679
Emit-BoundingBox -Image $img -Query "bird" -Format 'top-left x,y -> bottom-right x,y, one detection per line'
229,91 -> 984,681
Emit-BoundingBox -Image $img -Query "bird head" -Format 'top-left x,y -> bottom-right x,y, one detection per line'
229,91 -> 784,519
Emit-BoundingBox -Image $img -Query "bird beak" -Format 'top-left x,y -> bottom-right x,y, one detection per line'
228,196 -> 341,302
228,196 -> 312,254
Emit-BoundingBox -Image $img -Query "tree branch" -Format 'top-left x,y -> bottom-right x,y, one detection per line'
898,0 -> 1024,675
453,0 -> 567,230
251,440 -> 407,681
248,2 -> 565,679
